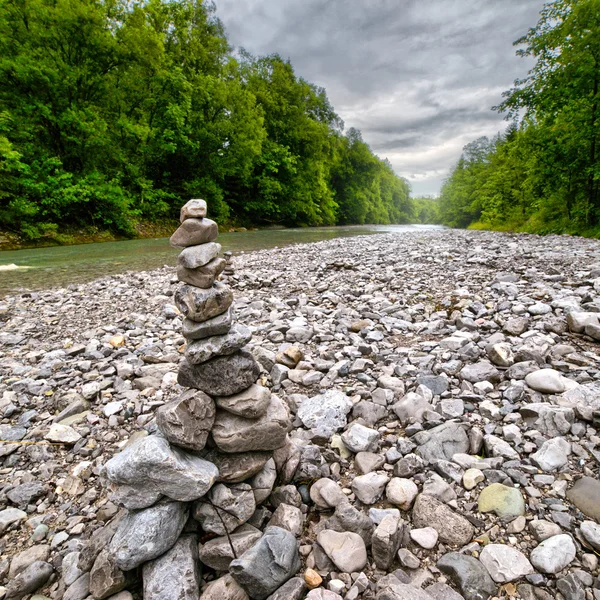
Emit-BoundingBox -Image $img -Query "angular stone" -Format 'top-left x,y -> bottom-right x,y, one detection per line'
229,526 -> 300,600
0,507 -> 27,534
478,483 -> 525,519
89,548 -> 129,600
372,515 -> 403,570
265,577 -> 306,600
103,435 -> 218,509
199,574 -> 248,600
194,483 -> 256,535
581,520 -> 600,551
212,395 -> 289,453
437,553 -> 497,600
317,530 -> 368,573
175,282 -> 233,323
412,494 -> 474,547
216,384 -> 271,419
392,392 -> 431,426
178,351 -> 260,397
326,501 -> 374,547
310,478 -> 346,509
251,458 -> 277,503
268,503 -> 303,536
44,423 -> 81,444
410,527 -> 438,549
479,544 -> 534,583
529,534 -> 576,574
177,257 -> 227,288
351,472 -> 389,505
297,391 -> 353,439
198,525 -> 263,571
377,581 -> 434,600
531,437 -> 571,472
109,501 -> 188,571
7,482 -> 46,508
183,307 -> 234,340
484,434 -> 519,460
355,452 -> 385,475
78,519 -> 122,572
179,242 -> 221,269
186,323 -> 252,365
143,535 -> 201,600
414,422 -> 470,463
170,218 -> 218,248
486,343 -> 514,367
157,390 -> 215,452
63,572 -> 90,600
520,403 -> 574,437
459,361 -> 500,383
180,198 -> 207,221
203,449 -> 271,484
566,311 -> 599,334
341,423 -> 380,453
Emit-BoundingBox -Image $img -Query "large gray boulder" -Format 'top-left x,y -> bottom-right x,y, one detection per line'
185,324 -> 252,365
109,501 -> 188,571
103,435 -> 218,509
229,526 -> 300,600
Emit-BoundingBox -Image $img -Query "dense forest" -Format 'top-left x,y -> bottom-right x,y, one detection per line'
0,0 -> 426,243
439,0 -> 600,236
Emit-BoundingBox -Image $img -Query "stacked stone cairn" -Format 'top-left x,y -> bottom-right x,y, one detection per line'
98,200 -> 299,600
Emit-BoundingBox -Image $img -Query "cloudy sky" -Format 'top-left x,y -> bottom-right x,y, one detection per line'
213,0 -> 546,196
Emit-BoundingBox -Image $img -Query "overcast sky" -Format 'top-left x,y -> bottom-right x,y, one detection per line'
213,0 -> 546,196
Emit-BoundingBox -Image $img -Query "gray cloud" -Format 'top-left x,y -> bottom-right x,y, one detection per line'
214,0 -> 545,195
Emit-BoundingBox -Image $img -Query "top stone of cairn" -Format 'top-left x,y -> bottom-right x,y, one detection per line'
180,198 -> 207,222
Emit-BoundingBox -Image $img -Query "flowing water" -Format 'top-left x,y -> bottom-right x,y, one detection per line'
0,224 -> 444,296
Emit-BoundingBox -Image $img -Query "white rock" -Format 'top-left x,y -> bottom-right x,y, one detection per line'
317,530 -> 367,573
530,437 -> 571,472
530,534 -> 576,574
351,472 -> 388,505
45,423 -> 81,444
410,527 -> 438,549
385,478 -> 418,510
479,544 -> 534,582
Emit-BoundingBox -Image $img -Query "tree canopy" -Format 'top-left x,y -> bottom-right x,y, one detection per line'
439,0 -> 600,235
0,0 -> 418,241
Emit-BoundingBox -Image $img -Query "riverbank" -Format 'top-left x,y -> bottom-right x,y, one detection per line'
1,229 -> 600,599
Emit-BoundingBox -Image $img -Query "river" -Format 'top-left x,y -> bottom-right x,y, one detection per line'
0,224 -> 444,296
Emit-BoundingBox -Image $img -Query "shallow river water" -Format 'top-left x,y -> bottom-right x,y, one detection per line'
0,224 -> 444,295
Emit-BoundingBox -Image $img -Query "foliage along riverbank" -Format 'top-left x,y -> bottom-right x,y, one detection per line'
0,0 -> 424,243
439,0 -> 600,238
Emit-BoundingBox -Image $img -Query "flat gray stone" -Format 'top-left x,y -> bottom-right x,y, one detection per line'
0,507 -> 27,534
341,423 -> 380,453
212,395 -> 289,453
170,217 -> 218,248
110,501 -> 188,571
175,282 -> 233,323
581,520 -> 600,550
412,494 -> 474,547
414,422 -> 470,463
203,449 -> 271,484
177,257 -> 226,288
372,515 -> 403,570
103,435 -> 218,509
216,384 -> 272,418
178,351 -> 260,396
479,544 -> 533,583
229,526 -> 300,600
459,361 -> 500,383
143,535 -> 201,600
567,477 -> 600,521
519,403 -> 574,437
178,242 -> 221,269
351,472 -> 389,505
183,307 -> 233,340
185,323 -> 251,365
157,390 -> 215,452
5,561 -> 53,600
89,548 -> 129,599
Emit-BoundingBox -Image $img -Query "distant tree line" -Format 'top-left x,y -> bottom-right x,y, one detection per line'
0,0 -> 426,241
439,0 -> 600,236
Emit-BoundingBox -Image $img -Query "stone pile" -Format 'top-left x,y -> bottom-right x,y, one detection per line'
93,200 -> 298,599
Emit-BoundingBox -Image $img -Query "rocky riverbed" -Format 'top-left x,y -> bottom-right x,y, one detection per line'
1,228 -> 600,600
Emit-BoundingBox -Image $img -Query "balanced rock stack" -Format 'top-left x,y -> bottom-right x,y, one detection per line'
97,199 -> 298,600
